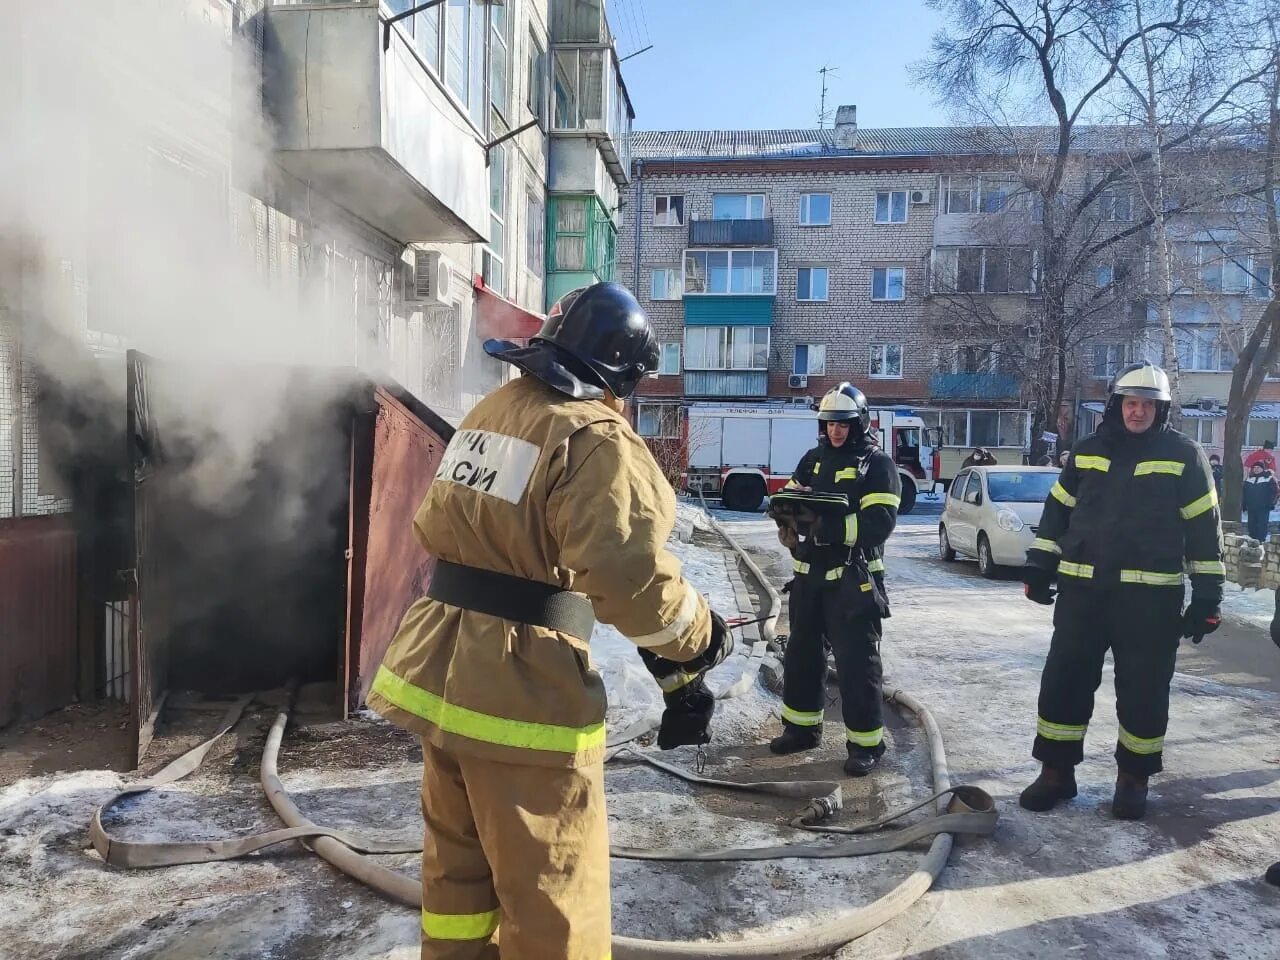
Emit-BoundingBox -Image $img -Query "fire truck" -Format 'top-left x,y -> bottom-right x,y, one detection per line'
682,401 -> 935,514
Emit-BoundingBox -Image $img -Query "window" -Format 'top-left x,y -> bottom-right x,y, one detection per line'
553,196 -> 587,270
942,175 -> 1021,214
797,267 -> 829,301
659,343 -> 681,375
683,249 -> 777,295
871,267 -> 906,301
653,195 -> 684,226
650,267 -> 681,300
793,343 -> 827,375
1099,190 -> 1133,222
525,190 -> 544,276
950,471 -> 972,501
963,472 -> 984,504
683,326 -> 769,370
712,194 -> 765,220
638,403 -> 682,439
948,344 -> 997,374
869,343 -> 903,379
1176,327 -> 1235,372
415,1 -> 442,73
1247,418 -> 1279,448
1187,419 -> 1214,445
1172,242 -> 1260,295
875,191 -> 907,224
489,1 -> 509,118
934,247 -> 1036,294
1093,342 -> 1129,380
527,30 -> 548,126
799,193 -> 832,226
484,144 -> 506,292
446,0 -> 470,104
1253,258 -> 1273,298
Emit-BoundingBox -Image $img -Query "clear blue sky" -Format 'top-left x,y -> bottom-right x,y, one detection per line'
612,0 -> 952,131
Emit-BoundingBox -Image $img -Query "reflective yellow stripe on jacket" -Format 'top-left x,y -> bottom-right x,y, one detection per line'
1058,561 -> 1094,579
1119,569 -> 1183,587
1050,482 -> 1077,508
1180,489 -> 1218,520
844,513 -> 858,546
371,666 -> 606,756
1189,559 -> 1226,576
793,559 -> 845,581
834,467 -> 859,482
860,492 -> 901,510
1030,537 -> 1061,555
1074,456 -> 1110,472
422,908 -> 500,941
1134,460 -> 1185,477
867,558 -> 885,574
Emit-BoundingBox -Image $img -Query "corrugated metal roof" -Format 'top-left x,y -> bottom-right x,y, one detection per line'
1080,401 -> 1280,420
632,125 -> 1161,161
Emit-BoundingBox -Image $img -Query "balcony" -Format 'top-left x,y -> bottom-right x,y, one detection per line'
551,44 -> 634,188
684,371 -> 769,398
262,0 -> 488,245
689,218 -> 774,247
929,373 -> 1019,400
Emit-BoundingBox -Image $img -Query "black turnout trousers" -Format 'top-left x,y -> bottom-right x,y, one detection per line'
1033,581 -> 1183,777
781,570 -> 884,749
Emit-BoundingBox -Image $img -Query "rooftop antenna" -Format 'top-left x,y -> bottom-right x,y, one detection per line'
817,64 -> 839,128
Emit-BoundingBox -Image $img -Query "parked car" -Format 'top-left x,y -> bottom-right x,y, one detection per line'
939,466 -> 1061,578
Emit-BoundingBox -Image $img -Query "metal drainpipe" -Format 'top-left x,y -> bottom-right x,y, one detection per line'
633,159 -> 643,293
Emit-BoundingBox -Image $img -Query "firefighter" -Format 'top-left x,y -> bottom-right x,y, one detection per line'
367,282 -> 732,960
1020,361 -> 1224,820
766,382 -> 902,776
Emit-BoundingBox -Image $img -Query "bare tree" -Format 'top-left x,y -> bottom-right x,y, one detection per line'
918,0 -> 1254,457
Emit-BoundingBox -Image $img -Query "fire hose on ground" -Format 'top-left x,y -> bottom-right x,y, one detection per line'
88,511 -> 998,959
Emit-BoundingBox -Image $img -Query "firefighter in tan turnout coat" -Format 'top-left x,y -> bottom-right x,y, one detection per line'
367,282 -> 731,960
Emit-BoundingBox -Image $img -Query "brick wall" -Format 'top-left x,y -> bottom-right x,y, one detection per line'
1223,528 -> 1280,589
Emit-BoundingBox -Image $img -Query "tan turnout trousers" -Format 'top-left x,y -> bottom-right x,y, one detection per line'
419,739 -> 611,960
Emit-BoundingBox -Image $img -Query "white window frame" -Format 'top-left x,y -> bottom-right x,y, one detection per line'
683,248 -> 778,295
796,266 -> 829,302
1092,341 -> 1129,380
941,175 -> 1020,214
1247,418 -> 1279,448
527,27 -> 548,128
793,343 -> 827,376
869,343 -> 903,379
711,193 -> 766,220
1175,326 -> 1235,373
1099,189 -> 1133,222
525,188 -> 544,277
659,342 -> 681,375
875,191 -> 908,224
650,267 -> 681,301
932,247 -> 1038,294
799,193 -> 832,227
871,266 -> 906,302
637,402 -> 682,439
484,142 -> 507,293
653,195 -> 685,227
683,325 -> 770,370
1187,418 -> 1215,445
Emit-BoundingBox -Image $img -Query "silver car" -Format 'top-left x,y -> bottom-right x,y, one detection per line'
939,466 -> 1062,577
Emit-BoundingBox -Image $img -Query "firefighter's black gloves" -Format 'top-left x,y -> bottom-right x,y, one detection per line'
656,676 -> 715,750
1181,596 -> 1222,643
1021,566 -> 1056,605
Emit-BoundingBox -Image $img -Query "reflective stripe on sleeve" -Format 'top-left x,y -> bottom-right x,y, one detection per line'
1029,537 -> 1061,555
1134,460 -> 1186,477
1074,455 -> 1110,472
1189,559 -> 1226,576
1180,489 -> 1218,520
782,705 -> 824,726
1058,561 -> 1094,579
844,513 -> 858,546
860,492 -> 901,510
793,559 -> 811,574
422,908 -> 500,941
371,666 -> 605,755
629,582 -> 701,649
1050,482 -> 1078,508
1119,569 -> 1184,587
867,558 -> 886,573
834,467 -> 859,482
1117,726 -> 1164,755
826,567 -> 845,581
1037,717 -> 1087,742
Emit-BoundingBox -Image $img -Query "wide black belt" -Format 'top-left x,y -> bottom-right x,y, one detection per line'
426,559 -> 596,641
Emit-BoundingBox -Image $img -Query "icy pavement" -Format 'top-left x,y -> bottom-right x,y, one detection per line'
3,504 -> 1278,958
715,507 -> 1280,959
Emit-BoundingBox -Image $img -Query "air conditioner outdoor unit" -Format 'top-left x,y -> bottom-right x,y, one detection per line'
1197,397 -> 1219,412
910,189 -> 932,205
788,374 -> 809,389
403,250 -> 453,304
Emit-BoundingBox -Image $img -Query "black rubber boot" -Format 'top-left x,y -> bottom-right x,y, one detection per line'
1018,765 -> 1078,812
768,725 -> 821,755
843,743 -> 886,777
1112,771 -> 1149,820
1266,861 -> 1280,887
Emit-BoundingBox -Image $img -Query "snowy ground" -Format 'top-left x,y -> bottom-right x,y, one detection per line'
3,501 -> 1278,958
